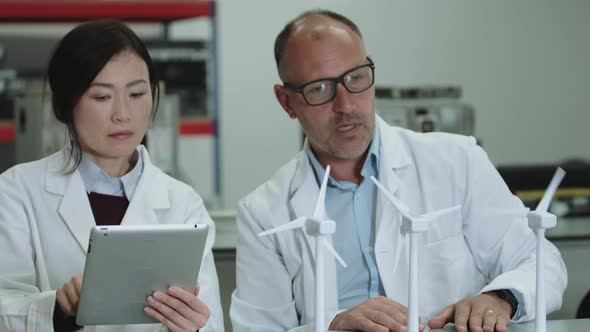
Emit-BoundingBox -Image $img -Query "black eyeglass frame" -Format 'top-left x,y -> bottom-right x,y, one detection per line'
282,57 -> 375,106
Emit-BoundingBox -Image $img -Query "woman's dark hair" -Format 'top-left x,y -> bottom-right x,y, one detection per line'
47,19 -> 160,173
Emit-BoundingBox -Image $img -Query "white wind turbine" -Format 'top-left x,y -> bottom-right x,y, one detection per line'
370,176 -> 461,332
258,165 -> 347,332
527,167 -> 566,332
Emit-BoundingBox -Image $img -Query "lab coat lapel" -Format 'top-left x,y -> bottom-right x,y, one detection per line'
289,149 -> 339,315
45,151 -> 95,254
374,116 -> 412,298
121,147 -> 169,226
290,154 -> 319,264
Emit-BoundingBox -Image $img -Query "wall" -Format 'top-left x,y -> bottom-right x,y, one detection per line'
217,0 -> 590,208
1,1 -> 588,209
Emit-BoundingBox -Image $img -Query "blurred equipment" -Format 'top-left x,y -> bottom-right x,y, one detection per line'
498,162 -> 590,218
0,42 -> 5,65
146,93 -> 181,179
375,86 -> 475,136
0,69 -> 24,120
14,82 -> 66,164
145,41 -> 208,118
0,68 -> 21,172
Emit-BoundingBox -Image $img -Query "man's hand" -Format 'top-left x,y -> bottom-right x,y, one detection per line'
56,274 -> 83,317
328,296 -> 424,332
428,292 -> 512,332
144,282 -> 211,332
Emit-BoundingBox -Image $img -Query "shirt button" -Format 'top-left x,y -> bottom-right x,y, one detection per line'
368,246 -> 374,252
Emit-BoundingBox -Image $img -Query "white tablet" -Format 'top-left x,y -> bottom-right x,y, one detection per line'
76,223 -> 209,326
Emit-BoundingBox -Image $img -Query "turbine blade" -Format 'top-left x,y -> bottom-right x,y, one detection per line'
258,217 -> 306,237
536,167 -> 566,212
313,165 -> 331,218
421,205 -> 461,220
323,238 -> 347,268
370,176 -> 412,218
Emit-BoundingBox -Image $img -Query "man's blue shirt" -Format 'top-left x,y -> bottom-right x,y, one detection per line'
306,123 -> 385,309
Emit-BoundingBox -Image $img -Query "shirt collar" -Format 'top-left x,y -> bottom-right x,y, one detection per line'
78,147 -> 144,200
306,118 -> 381,188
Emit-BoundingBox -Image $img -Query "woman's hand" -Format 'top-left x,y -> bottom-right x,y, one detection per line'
144,282 -> 211,332
56,274 -> 83,317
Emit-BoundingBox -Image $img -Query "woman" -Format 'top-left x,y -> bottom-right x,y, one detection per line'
0,20 -> 223,332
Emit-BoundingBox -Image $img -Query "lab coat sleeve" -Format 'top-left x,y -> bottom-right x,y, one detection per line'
461,143 -> 567,322
183,189 -> 225,332
0,168 -> 59,331
230,200 -> 307,332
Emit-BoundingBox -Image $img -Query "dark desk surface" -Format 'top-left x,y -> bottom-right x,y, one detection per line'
430,319 -> 590,331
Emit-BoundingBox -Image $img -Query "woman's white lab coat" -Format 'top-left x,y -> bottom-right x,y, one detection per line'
230,116 -> 567,332
0,146 -> 224,332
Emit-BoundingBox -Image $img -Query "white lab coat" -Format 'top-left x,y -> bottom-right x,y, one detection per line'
230,116 -> 567,332
0,146 -> 224,332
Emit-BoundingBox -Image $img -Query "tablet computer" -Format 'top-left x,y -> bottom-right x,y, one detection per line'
76,223 -> 209,326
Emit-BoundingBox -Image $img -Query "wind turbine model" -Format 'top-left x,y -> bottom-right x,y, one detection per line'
258,165 -> 347,332
370,176 -> 461,332
527,167 -> 566,332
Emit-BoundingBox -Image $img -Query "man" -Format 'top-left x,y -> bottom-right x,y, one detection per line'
230,9 -> 567,332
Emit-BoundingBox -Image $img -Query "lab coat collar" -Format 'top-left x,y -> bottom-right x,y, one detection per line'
289,115 -> 413,213
290,144 -> 322,258
45,146 -> 170,253
375,114 -> 412,169
289,115 -> 411,198
289,147 -> 339,313
119,145 -> 170,226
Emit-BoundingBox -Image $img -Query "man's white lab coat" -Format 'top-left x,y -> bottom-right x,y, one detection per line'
0,146 -> 224,332
230,116 -> 566,332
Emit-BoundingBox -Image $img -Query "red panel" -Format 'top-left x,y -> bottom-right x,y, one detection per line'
178,118 -> 214,136
0,1 -> 211,22
0,123 -> 15,143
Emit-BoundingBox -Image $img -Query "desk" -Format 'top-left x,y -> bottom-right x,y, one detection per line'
545,217 -> 590,320
430,318 -> 590,331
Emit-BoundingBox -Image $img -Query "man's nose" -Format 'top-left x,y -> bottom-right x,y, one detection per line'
332,82 -> 353,113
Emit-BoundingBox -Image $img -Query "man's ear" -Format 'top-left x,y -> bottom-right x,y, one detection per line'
274,84 -> 297,119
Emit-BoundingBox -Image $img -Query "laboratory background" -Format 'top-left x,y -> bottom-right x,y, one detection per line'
0,0 -> 589,330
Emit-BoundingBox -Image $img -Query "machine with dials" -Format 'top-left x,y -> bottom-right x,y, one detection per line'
375,86 -> 475,137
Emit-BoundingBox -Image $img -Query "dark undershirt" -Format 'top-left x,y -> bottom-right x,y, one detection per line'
87,192 -> 129,226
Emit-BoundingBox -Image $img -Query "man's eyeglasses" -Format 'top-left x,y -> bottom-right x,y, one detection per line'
283,57 -> 375,106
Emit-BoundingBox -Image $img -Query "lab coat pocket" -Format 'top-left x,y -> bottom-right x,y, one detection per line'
423,209 -> 463,245
420,210 -> 467,312
421,234 -> 468,318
